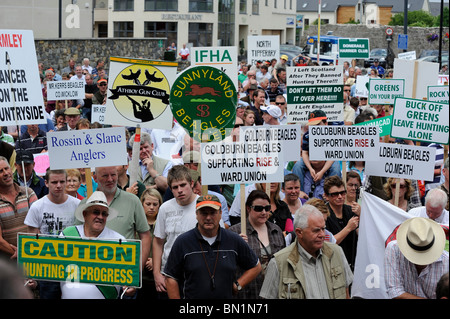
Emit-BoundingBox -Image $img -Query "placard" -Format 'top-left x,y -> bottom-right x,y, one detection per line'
191,46 -> 238,90
17,233 -> 141,287
309,125 -> 379,161
239,124 -> 302,161
170,66 -> 236,142
247,35 -> 280,66
354,115 -> 392,137
200,140 -> 284,185
91,104 -> 106,124
365,143 -> 436,181
47,127 -> 128,169
338,38 -> 370,59
287,65 -> 344,123
0,29 -> 46,125
104,57 -> 177,130
46,80 -> 85,101
391,97 -> 449,145
354,75 -> 369,98
368,79 -> 405,105
427,85 -> 449,104
397,51 -> 416,60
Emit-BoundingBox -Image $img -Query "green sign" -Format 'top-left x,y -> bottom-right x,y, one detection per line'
338,38 -> 370,59
17,234 -> 141,287
170,66 -> 237,142
354,115 -> 392,137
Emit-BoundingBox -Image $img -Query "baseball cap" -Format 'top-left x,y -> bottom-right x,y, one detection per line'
196,194 -> 222,210
15,150 -> 34,164
261,105 -> 282,118
307,109 -> 327,125
281,55 -> 288,61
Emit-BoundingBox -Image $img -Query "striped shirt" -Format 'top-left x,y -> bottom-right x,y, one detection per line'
0,184 -> 37,247
384,240 -> 449,299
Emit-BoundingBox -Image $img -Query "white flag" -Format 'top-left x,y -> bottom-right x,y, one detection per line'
351,190 -> 410,299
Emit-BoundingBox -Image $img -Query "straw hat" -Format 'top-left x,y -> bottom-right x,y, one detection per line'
74,191 -> 118,222
396,217 -> 446,266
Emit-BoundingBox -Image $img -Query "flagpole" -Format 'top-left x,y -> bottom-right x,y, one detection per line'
317,0 -> 321,64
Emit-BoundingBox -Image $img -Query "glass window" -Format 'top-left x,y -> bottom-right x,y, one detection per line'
252,0 -> 259,14
239,0 -> 246,13
219,0 -> 235,46
145,0 -> 178,11
189,0 -> 213,12
189,23 -> 213,47
144,22 -> 178,46
114,22 -> 134,37
114,0 -> 134,11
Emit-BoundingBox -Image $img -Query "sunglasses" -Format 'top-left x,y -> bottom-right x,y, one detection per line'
251,205 -> 271,212
99,83 -> 107,86
91,209 -> 109,218
327,190 -> 347,197
275,102 -> 285,105
391,184 -> 406,189
344,89 -> 351,92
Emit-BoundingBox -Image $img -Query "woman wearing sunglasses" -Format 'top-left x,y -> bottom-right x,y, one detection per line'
383,177 -> 418,212
323,176 -> 359,271
229,190 -> 285,299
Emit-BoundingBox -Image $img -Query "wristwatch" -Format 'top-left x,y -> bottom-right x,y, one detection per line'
234,281 -> 242,291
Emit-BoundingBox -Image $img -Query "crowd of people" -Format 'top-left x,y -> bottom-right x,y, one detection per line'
0,52 -> 448,300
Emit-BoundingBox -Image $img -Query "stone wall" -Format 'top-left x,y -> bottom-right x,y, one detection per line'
35,38 -> 168,74
302,24 -> 449,58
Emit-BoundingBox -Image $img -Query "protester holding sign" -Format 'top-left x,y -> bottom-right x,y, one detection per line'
383,178 -> 418,212
59,191 -> 136,299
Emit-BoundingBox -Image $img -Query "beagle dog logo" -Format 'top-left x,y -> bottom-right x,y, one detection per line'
109,64 -> 170,123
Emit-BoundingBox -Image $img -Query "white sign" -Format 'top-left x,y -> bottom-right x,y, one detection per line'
247,35 -> 280,66
391,97 -> 449,145
438,75 -> 449,85
200,140 -> 284,185
427,85 -> 449,104
287,65 -> 344,123
46,80 -> 85,101
191,46 -> 238,90
393,58 -> 439,99
368,78 -> 405,105
309,125 -> 379,161
47,127 -> 128,169
354,75 -> 369,98
0,29 -> 46,126
104,57 -> 177,130
239,124 -> 302,161
365,143 -> 436,181
91,104 -> 106,124
397,51 -> 416,60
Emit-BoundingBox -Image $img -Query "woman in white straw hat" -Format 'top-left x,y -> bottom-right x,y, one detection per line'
58,191 -> 136,299
384,217 -> 449,299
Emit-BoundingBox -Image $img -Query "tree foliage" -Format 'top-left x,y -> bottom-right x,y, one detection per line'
389,9 -> 449,27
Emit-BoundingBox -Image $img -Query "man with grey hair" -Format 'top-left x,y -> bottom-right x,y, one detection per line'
259,204 -> 353,299
409,188 -> 449,225
131,131 -> 172,192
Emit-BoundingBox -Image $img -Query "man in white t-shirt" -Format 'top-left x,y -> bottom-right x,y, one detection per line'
25,169 -> 80,236
24,169 -> 80,299
152,165 -> 199,297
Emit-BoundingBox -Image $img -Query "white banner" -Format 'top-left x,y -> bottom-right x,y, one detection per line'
91,104 -> 106,124
308,125 -> 379,161
0,29 -> 46,125
427,85 -> 449,105
351,191 -> 411,299
47,127 -> 127,169
365,143 -> 436,181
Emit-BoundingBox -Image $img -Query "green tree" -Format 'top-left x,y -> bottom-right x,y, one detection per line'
433,7 -> 449,27
389,10 -> 435,27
